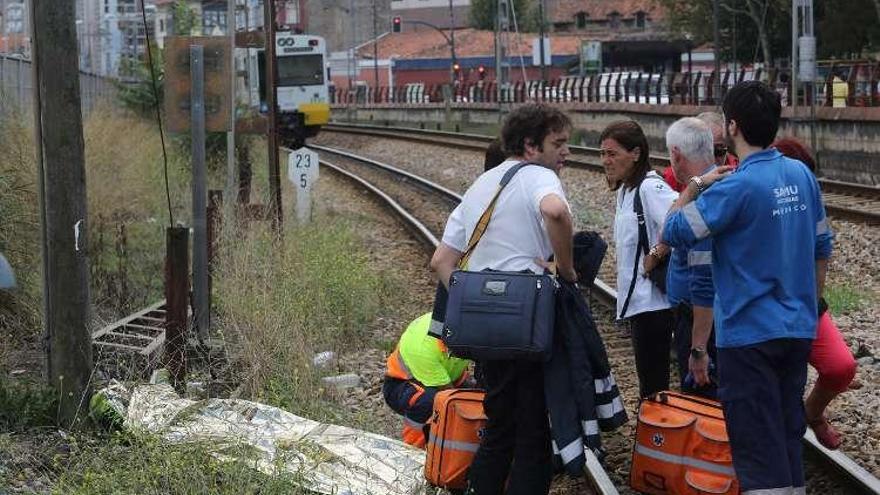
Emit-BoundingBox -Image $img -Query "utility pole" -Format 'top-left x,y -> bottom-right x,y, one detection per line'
539,0 -> 547,82
712,0 -> 721,106
449,0 -> 456,85
30,0 -> 93,428
264,0 -> 283,230
373,0 -> 379,91
225,0 -> 237,215
791,0 -> 799,114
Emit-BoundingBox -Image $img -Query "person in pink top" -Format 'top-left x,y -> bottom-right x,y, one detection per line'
663,112 -> 738,192
773,136 -> 858,450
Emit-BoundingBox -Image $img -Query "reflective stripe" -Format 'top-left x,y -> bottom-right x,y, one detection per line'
743,488 -> 795,495
403,416 -> 424,429
635,444 -> 735,477
688,250 -> 712,267
386,348 -> 414,381
594,376 -> 616,393
597,396 -> 625,419
816,218 -> 829,236
582,419 -> 599,436
427,432 -> 480,453
557,438 -> 584,464
683,202 -> 711,240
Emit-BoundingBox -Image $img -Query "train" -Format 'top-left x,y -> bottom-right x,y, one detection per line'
257,32 -> 330,148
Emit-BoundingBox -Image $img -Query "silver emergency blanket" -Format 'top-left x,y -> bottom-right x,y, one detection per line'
95,382 -> 427,495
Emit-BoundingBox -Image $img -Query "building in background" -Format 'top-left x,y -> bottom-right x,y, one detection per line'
390,0 -> 469,32
0,0 -> 29,56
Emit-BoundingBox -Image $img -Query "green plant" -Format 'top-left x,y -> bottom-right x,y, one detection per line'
0,377 -> 58,430
54,434 -> 311,495
824,284 -> 871,315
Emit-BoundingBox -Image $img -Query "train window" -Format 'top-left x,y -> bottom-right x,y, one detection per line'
277,55 -> 325,86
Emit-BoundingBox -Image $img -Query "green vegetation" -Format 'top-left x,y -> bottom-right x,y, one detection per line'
825,283 -> 872,315
213,220 -> 391,426
0,377 -> 57,431
53,435 -> 310,495
470,0 -> 538,32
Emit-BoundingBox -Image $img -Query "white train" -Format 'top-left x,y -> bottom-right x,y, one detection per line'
257,32 -> 330,148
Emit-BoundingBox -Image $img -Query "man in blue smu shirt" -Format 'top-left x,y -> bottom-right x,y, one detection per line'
659,117 -> 718,396
664,81 -> 833,495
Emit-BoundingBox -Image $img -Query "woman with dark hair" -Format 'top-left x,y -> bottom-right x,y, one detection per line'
773,137 -> 856,450
601,120 -> 678,398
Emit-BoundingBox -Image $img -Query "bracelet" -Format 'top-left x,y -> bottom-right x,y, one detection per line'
648,245 -> 665,259
690,175 -> 706,193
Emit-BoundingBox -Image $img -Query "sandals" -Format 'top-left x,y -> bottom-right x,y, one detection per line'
808,415 -> 842,450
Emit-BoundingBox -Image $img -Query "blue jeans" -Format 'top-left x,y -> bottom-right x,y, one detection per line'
717,338 -> 812,492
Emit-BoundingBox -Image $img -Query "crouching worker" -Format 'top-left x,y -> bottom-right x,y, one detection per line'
384,312 -> 471,448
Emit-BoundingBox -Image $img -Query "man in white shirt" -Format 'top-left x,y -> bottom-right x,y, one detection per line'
430,103 -> 575,495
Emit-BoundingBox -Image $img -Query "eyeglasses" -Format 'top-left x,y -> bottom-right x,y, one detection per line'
713,144 -> 728,158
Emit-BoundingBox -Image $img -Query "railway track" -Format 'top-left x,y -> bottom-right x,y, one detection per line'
323,122 -> 880,225
309,143 -> 880,495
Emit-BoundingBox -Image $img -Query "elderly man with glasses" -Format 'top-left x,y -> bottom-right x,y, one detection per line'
663,112 -> 738,192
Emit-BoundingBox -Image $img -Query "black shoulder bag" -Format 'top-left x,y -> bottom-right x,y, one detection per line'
619,177 -> 669,319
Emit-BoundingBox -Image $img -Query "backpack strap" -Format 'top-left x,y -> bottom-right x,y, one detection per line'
619,178 -> 649,319
458,162 -> 531,269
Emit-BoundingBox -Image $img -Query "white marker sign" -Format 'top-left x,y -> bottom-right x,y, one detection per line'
288,147 -> 320,223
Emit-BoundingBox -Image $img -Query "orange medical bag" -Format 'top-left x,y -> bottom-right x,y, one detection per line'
424,389 -> 486,489
631,391 -> 739,494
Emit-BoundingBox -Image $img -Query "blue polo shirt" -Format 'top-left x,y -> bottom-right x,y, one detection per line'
663,148 -> 833,348
667,166 -> 715,309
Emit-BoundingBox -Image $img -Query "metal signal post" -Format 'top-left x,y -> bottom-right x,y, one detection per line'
264,0 -> 283,232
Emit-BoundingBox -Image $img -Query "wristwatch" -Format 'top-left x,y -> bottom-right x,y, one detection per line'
690,346 -> 706,359
689,175 -> 706,193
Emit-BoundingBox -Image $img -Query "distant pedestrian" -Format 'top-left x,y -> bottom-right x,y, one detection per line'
431,103 -> 575,495
664,81 -> 833,494
484,138 -> 507,172
663,117 -> 718,397
600,120 -> 678,399
773,137 -> 856,450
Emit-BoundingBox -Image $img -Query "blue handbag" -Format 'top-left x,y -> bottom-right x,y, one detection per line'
442,163 -> 557,362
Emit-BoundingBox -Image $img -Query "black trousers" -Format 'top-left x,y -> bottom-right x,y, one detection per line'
672,303 -> 718,396
630,308 -> 674,398
466,360 -> 552,495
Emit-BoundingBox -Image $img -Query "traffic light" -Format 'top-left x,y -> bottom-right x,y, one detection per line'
453,62 -> 461,73
392,16 -> 401,33
478,65 -> 486,80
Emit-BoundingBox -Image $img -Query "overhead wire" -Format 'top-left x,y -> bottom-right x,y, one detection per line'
139,2 -> 175,227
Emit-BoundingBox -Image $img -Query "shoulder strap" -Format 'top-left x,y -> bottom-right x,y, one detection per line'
619,180 -> 649,319
458,162 -> 529,268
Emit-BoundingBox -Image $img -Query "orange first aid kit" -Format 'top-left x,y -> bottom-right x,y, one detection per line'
630,391 -> 739,494
424,389 -> 486,489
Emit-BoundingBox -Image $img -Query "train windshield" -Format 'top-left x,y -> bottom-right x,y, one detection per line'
277,55 -> 325,86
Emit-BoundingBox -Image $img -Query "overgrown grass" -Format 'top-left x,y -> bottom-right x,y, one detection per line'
213,219 -> 389,425
825,283 -> 872,315
53,434 -> 311,495
0,376 -> 57,431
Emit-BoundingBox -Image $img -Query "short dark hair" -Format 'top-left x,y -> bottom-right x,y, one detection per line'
722,81 -> 781,149
484,138 -> 507,172
599,120 -> 651,190
773,137 -> 816,174
501,103 -> 572,157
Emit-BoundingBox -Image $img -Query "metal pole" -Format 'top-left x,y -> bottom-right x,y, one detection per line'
792,0 -> 798,113
191,44 -> 209,339
713,0 -> 721,106
348,0 -> 354,91
264,0 -> 283,230
373,0 -> 379,91
539,0 -> 547,82
164,226 -> 189,389
225,0 -> 237,218
450,0 -> 456,86
30,0 -> 93,428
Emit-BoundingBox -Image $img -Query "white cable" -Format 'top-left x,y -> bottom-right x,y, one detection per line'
508,1 -> 530,85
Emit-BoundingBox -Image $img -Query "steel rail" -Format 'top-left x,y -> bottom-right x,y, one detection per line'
311,143 -> 880,495
324,122 -> 880,224
313,145 -> 619,495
